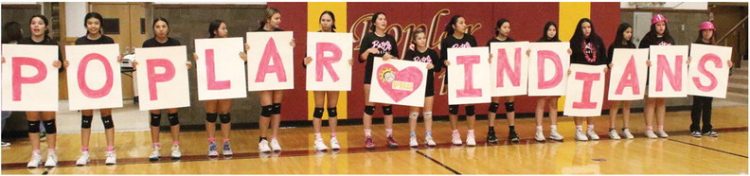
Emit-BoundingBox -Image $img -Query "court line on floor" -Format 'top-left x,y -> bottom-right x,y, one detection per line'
3,126 -> 747,171
415,150 -> 461,175
665,127 -> 748,159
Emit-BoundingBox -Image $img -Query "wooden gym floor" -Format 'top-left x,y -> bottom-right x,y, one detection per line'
1,106 -> 747,174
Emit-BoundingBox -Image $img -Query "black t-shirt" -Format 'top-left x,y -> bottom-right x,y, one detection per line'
638,34 -> 675,48
485,37 -> 515,46
358,32 -> 399,83
607,41 -> 637,65
570,37 -> 608,65
142,37 -> 181,48
75,35 -> 115,45
404,48 -> 441,89
18,37 -> 64,72
440,33 -> 477,84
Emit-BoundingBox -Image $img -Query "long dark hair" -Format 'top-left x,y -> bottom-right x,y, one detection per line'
538,21 -> 559,42
368,12 -> 385,33
611,23 -> 634,47
29,15 -> 50,38
153,17 -> 169,36
695,28 -> 717,44
444,15 -> 463,36
2,21 -> 22,43
320,10 -> 336,32
570,18 -> 602,43
644,21 -> 674,43
83,12 -> 104,34
258,7 -> 280,31
494,18 -> 509,36
208,19 -> 224,38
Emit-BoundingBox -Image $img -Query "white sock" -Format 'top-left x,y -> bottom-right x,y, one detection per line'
364,129 -> 372,137
550,125 -> 558,130
385,128 -> 393,136
576,125 -> 583,131
314,133 -> 322,140
536,125 -> 543,130
588,124 -> 595,131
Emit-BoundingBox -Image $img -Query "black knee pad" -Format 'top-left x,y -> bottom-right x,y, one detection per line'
43,120 -> 57,134
206,113 -> 218,123
448,105 -> 459,115
261,105 -> 274,117
219,113 -> 231,124
465,105 -> 476,116
150,113 -> 161,127
28,120 -> 41,133
101,115 -> 114,129
272,103 -> 282,115
382,105 -> 393,115
81,115 -> 93,129
313,108 -> 324,119
505,102 -> 515,112
327,107 -> 338,118
364,106 -> 375,115
168,113 -> 180,126
488,102 -> 500,113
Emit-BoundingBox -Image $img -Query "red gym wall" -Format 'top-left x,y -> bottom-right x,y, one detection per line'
266,2 -> 621,121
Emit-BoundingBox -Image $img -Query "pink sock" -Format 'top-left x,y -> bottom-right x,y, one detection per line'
106,146 -> 115,152
330,132 -> 336,138
172,141 -> 180,146
208,137 -> 215,143
81,147 -> 89,152
153,143 -> 161,148
223,138 -> 230,143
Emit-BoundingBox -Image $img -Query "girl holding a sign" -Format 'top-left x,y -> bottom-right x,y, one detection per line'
303,11 -> 345,152
70,12 -> 120,166
689,21 -> 732,138
254,8 -> 294,153
569,18 -> 608,141
403,29 -> 440,148
196,19 -> 237,157
441,15 -> 479,146
639,14 -> 675,139
533,21 -> 567,142
8,14 -> 63,168
606,23 -> 638,140
358,12 -> 400,149
485,18 -> 520,144
138,17 -> 187,161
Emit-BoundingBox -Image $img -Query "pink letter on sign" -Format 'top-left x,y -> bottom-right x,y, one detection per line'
77,53 -> 114,98
692,53 -> 721,92
315,42 -> 342,82
11,57 -> 47,101
205,49 -> 230,90
255,37 -> 287,82
537,50 -> 563,89
615,56 -> 640,95
572,72 -> 601,109
456,55 -> 482,97
146,59 -> 176,101
496,48 -> 521,87
655,54 -> 683,92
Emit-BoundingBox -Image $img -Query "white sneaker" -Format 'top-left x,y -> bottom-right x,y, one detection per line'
258,139 -> 271,153
27,151 -> 41,168
451,131 -> 463,145
171,145 -> 182,160
534,129 -> 546,142
575,129 -> 589,141
609,129 -> 621,140
587,129 -> 600,140
549,128 -> 564,141
44,152 -> 57,168
75,151 -> 90,166
105,151 -> 117,165
270,138 -> 282,152
622,128 -> 634,139
207,142 -> 218,157
149,146 -> 161,161
657,130 -> 669,138
645,130 -> 658,139
314,138 -> 328,152
409,136 -> 419,148
425,136 -> 437,147
222,141 -> 233,156
330,137 -> 341,151
466,131 -> 476,147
